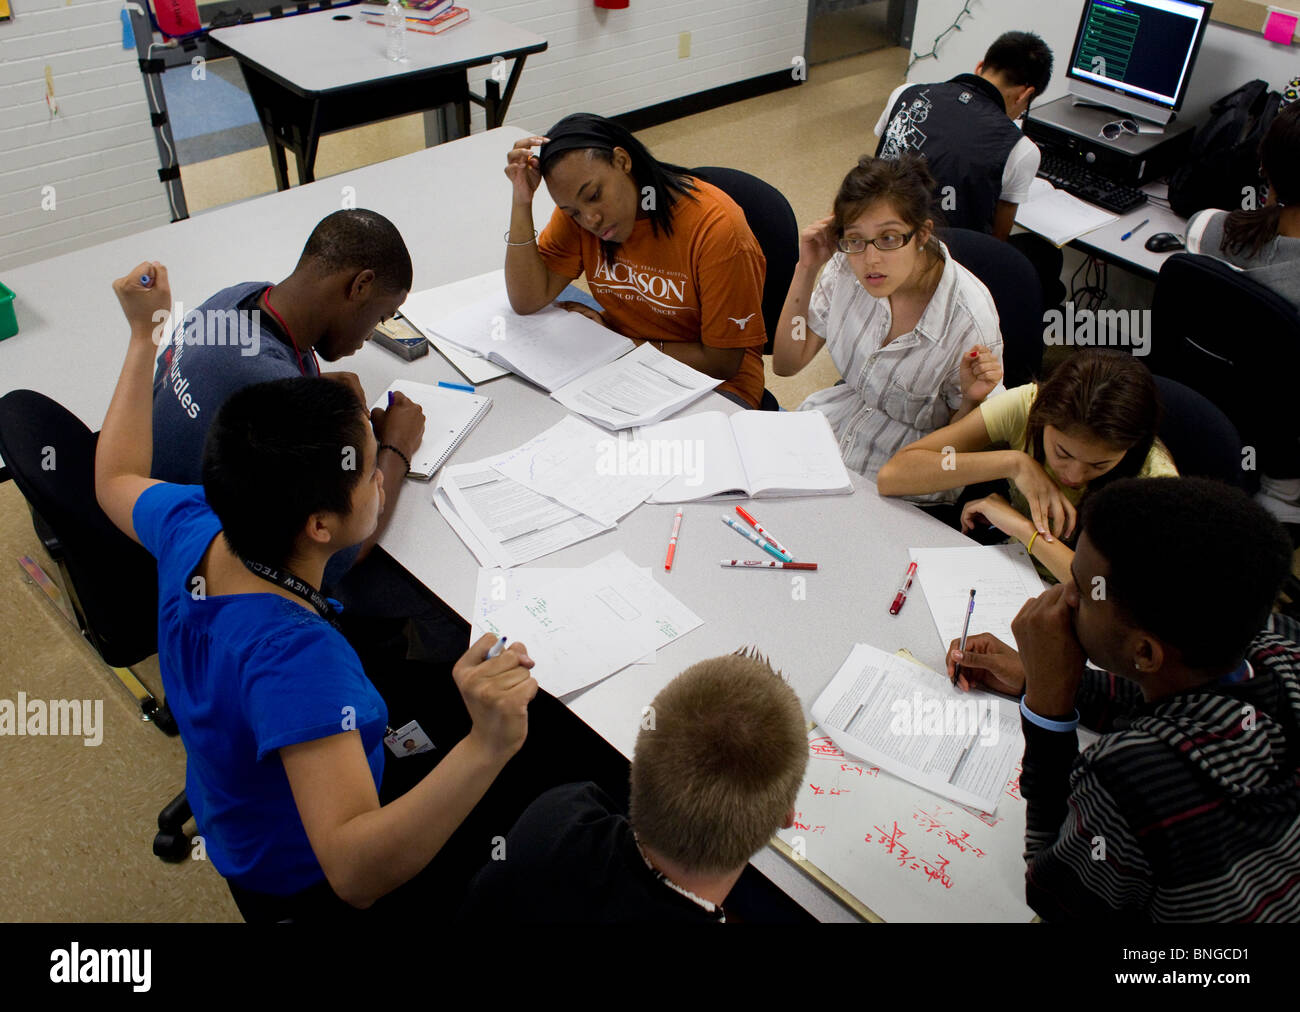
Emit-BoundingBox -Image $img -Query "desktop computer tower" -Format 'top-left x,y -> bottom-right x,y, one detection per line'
1025,96 -> 1195,186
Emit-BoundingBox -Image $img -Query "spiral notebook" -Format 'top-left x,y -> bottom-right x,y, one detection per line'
370,380 -> 491,480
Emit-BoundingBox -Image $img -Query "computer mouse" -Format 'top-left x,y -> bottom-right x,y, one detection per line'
1145,232 -> 1185,253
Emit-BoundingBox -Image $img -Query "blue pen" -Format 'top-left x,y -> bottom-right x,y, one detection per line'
487,635 -> 507,659
953,588 -> 976,685
387,391 -> 394,407
1120,218 -> 1149,242
438,380 -> 475,393
721,514 -> 793,563
140,274 -> 152,287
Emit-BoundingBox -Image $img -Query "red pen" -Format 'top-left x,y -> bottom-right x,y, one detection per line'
889,561 -> 917,615
735,506 -> 790,557
664,508 -> 683,571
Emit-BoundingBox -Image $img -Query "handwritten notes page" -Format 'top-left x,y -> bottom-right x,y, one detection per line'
908,544 -> 1046,653
488,415 -> 670,527
433,460 -> 612,568
550,342 -> 721,429
471,566 -> 652,665
810,643 -> 1022,812
472,551 -> 703,697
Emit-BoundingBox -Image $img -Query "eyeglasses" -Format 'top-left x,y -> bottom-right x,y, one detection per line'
837,230 -> 915,254
1100,118 -> 1140,140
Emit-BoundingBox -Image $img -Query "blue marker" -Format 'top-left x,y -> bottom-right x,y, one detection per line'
140,274 -> 152,287
387,391 -> 394,407
721,514 -> 793,563
438,380 -> 475,393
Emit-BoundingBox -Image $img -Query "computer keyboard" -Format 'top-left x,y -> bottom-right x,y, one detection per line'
1036,151 -> 1149,216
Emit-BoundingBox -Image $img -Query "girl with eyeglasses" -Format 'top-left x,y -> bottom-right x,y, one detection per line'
772,153 -> 1004,501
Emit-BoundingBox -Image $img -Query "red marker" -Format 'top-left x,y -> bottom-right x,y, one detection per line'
735,506 -> 791,557
889,561 -> 917,615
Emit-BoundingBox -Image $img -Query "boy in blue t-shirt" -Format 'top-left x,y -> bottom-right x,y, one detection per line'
99,261 -> 540,916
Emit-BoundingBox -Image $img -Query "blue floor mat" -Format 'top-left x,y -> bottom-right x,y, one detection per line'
161,62 -> 259,140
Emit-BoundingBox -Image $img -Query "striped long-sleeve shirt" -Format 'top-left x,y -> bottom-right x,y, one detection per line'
1021,613 -> 1300,922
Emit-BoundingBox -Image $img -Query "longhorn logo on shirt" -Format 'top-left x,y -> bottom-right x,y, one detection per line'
729,314 -> 756,330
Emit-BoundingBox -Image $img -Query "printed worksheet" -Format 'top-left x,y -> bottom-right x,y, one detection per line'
810,643 -> 1022,813
550,342 -> 721,428
434,460 -> 612,568
473,551 -> 703,697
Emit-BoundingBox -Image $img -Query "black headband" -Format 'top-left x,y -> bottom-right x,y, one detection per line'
539,114 -> 624,169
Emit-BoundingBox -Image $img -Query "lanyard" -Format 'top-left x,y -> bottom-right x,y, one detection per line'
261,286 -> 319,377
241,557 -> 339,628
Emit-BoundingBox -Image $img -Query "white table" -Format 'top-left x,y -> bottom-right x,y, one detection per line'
0,126 -> 985,922
209,7 -> 547,189
1067,182 -> 1189,279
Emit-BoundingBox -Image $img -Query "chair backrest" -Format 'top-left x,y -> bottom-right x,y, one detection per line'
1153,375 -> 1245,488
0,390 -> 158,667
937,227 -> 1043,388
689,166 -> 798,356
1149,252 -> 1300,483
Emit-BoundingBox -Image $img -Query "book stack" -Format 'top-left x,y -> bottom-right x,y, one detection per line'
360,0 -> 470,32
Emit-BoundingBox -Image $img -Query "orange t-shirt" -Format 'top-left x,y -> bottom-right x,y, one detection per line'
537,178 -> 768,408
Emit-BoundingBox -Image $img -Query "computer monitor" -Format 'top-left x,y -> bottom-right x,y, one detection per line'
1065,0 -> 1213,125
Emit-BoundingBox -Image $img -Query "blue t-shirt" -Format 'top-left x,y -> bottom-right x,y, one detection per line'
134,482 -> 388,896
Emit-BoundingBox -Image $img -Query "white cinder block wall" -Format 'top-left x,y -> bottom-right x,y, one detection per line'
0,0 -> 808,272
0,0 -> 173,272
462,0 -> 810,135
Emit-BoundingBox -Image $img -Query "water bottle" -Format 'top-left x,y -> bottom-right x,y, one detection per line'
385,0 -> 407,62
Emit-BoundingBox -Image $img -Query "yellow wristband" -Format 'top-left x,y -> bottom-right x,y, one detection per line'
1026,530 -> 1040,556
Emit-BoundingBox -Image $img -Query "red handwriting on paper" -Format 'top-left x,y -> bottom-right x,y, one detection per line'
791,813 -> 826,835
809,736 -> 845,759
1005,761 -> 1023,802
862,822 -> 954,889
809,784 -> 825,795
910,806 -> 987,858
829,786 -> 851,796
838,763 -> 879,777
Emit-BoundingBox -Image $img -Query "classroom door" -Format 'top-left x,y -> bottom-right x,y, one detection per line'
805,0 -> 915,66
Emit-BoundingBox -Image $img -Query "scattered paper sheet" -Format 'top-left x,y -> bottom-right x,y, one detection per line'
908,544 -> 1045,653
488,415 -> 670,527
1015,177 -> 1117,246
434,459 -> 612,568
550,342 -> 721,429
398,272 -> 511,383
473,551 -> 703,697
810,643 -> 1023,813
472,566 -> 653,664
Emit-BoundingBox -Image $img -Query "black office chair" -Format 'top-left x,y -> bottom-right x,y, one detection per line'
1148,253 -> 1300,495
1153,375 -> 1246,486
690,166 -> 799,410
0,390 -> 193,862
938,227 -> 1044,388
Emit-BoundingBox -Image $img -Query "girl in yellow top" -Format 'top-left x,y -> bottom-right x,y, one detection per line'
877,349 -> 1177,583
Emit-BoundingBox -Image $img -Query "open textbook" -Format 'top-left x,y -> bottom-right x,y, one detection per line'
810,643 -> 1022,813
645,409 -> 854,502
425,289 -> 633,392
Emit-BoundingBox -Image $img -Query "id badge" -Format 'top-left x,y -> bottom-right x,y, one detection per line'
384,720 -> 435,757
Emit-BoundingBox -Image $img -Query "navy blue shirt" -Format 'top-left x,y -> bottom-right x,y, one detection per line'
134,482 -> 387,895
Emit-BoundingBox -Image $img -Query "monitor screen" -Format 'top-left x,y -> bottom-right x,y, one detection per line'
1066,0 -> 1212,112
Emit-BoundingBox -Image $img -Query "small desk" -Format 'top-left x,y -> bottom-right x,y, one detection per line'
1066,184 -> 1190,279
209,7 -> 546,190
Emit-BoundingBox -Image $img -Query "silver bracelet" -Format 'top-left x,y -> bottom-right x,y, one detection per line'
504,229 -> 538,247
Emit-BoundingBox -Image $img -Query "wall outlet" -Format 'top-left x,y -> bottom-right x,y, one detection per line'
678,31 -> 691,59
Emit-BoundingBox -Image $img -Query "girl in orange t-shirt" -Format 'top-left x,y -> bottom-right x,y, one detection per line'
503,113 -> 768,408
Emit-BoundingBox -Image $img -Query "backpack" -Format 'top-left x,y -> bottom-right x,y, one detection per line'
1168,80 -> 1282,219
